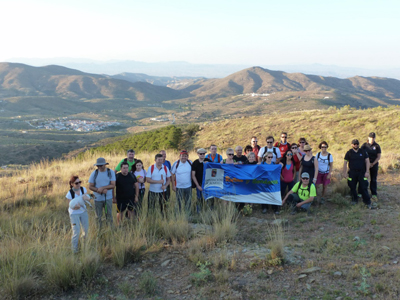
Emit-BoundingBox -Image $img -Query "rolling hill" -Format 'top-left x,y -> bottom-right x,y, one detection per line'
182,66 -> 400,101
0,63 -> 186,101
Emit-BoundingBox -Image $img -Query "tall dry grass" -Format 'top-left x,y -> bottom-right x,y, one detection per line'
0,149 -> 238,298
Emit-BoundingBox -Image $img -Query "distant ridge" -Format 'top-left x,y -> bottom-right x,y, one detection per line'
0,63 -> 186,101
183,66 -> 400,99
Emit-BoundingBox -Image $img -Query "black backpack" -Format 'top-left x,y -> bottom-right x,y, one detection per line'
262,146 -> 278,160
69,186 -> 84,199
317,152 -> 332,173
294,182 -> 312,196
94,168 -> 112,183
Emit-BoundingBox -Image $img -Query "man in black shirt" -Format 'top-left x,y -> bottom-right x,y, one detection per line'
343,139 -> 373,208
192,148 -> 212,212
233,146 -> 248,164
113,162 -> 139,224
361,132 -> 381,201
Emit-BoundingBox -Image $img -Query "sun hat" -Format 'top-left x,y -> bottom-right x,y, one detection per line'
94,157 -> 109,166
304,144 -> 312,151
197,148 -> 207,153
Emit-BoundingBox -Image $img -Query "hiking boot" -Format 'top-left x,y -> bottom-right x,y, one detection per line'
320,197 -> 325,204
290,207 -> 297,215
262,208 -> 267,214
357,194 -> 362,198
371,195 -> 378,202
367,203 -> 377,209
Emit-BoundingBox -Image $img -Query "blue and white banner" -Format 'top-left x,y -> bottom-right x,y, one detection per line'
202,163 -> 282,205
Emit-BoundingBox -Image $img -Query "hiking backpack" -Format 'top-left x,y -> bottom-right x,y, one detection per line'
317,152 -> 332,173
69,186 -> 84,199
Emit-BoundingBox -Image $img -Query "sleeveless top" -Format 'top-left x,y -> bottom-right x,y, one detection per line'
281,163 -> 294,183
301,156 -> 315,179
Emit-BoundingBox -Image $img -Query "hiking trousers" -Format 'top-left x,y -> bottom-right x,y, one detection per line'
94,199 -> 113,228
70,211 -> 89,253
348,170 -> 371,205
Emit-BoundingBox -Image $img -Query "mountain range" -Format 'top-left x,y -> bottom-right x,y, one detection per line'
0,63 -> 184,101
1,63 -> 400,108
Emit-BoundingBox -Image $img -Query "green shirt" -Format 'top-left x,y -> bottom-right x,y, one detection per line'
291,182 -> 317,201
115,158 -> 136,172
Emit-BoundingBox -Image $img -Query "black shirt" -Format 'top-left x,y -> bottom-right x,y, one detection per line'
361,142 -> 381,163
344,148 -> 369,172
233,155 -> 248,164
191,158 -> 212,187
116,172 -> 137,200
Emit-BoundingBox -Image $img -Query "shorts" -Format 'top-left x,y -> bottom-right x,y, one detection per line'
116,200 -> 135,213
316,172 -> 330,185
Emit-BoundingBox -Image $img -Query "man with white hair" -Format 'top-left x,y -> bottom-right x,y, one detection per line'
233,146 -> 248,164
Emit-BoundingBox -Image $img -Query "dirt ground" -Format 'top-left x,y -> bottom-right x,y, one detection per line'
44,172 -> 400,300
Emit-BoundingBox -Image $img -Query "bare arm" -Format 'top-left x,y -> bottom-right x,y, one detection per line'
134,182 -> 139,202
170,174 -> 176,192
313,158 -> 319,183
282,189 -> 293,205
371,153 -> 381,167
293,164 -> 297,181
298,165 -> 303,181
89,182 -> 97,192
192,170 -> 202,191
365,158 -> 370,178
327,162 -> 333,179
342,161 -> 348,178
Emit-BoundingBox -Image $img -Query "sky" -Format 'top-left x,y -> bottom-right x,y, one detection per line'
1,0 -> 399,68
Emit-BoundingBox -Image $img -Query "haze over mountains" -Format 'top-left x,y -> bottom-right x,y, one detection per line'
6,58 -> 400,79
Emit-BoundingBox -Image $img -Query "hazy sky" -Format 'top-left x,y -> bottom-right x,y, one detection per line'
2,0 -> 399,68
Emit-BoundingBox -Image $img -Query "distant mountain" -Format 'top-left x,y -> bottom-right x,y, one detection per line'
110,72 -> 204,88
6,58 -> 400,79
0,63 -> 186,101
183,66 -> 400,100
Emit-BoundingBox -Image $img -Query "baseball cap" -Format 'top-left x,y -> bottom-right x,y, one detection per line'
301,172 -> 310,178
197,148 -> 207,153
368,132 -> 376,138
351,139 -> 359,145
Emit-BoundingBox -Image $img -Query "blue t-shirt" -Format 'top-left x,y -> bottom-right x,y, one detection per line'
88,169 -> 116,201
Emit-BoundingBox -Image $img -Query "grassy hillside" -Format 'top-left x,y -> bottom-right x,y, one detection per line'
193,106 -> 400,160
1,107 -> 400,299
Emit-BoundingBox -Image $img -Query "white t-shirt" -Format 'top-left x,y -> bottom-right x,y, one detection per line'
146,164 -> 171,193
317,152 -> 334,174
258,146 -> 281,163
66,187 -> 87,215
171,160 -> 193,189
134,169 -> 147,189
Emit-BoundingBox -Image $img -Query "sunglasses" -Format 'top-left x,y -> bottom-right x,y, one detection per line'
300,142 -> 305,144
302,178 -> 309,180
252,140 -> 258,142
321,146 -> 327,148
281,136 -> 287,138
287,153 -> 293,156
267,156 -> 273,159
353,144 -> 359,146
291,147 -> 297,149
228,153 -> 234,156
74,181 -> 82,185
199,153 -> 206,155
305,150 -> 311,152
97,165 -> 105,167
267,142 -> 273,144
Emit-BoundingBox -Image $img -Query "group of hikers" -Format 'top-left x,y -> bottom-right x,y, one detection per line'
66,132 -> 381,252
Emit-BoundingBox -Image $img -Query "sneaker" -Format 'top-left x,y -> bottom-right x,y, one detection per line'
371,195 -> 378,202
366,203 -> 377,210
357,194 -> 362,198
262,208 -> 267,214
320,197 -> 325,204
290,207 -> 297,215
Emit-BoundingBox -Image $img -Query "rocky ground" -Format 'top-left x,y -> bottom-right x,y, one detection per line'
44,172 -> 400,300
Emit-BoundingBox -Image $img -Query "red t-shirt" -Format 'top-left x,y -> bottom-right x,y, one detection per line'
274,142 -> 291,157
252,145 -> 261,162
293,153 -> 301,171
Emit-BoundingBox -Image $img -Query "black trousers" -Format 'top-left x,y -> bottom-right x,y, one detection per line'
148,191 -> 169,213
357,163 -> 378,196
348,170 -> 370,205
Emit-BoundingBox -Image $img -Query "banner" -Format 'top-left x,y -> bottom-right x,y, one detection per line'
202,163 -> 282,205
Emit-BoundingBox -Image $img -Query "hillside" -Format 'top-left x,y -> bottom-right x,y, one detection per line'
0,63 -> 185,101
182,66 -> 400,105
111,72 -> 204,88
1,107 -> 400,299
